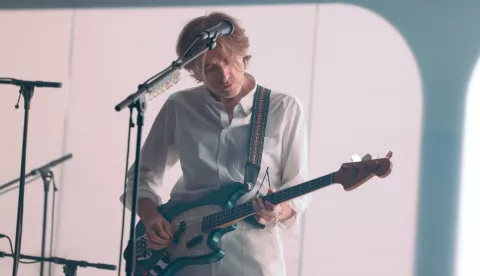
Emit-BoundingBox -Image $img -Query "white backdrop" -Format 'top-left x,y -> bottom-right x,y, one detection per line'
0,4 -> 422,276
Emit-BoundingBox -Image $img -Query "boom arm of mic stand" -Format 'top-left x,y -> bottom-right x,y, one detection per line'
0,154 -> 73,193
0,78 -> 62,88
114,65 -> 180,112
114,37 -> 217,113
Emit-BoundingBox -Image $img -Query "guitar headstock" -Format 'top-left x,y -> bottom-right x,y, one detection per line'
335,151 -> 393,191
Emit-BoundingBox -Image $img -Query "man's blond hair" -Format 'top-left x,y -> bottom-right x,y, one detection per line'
176,11 -> 252,81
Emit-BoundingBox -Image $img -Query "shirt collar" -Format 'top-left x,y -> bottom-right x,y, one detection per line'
203,72 -> 258,115
238,72 -> 257,115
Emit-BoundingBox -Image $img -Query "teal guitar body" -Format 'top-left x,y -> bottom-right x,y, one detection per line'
123,182 -> 252,276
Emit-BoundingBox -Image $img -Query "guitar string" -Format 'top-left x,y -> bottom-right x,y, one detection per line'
164,167 -> 272,230
188,160 -> 377,230
159,175 -> 333,232
135,176 -> 333,254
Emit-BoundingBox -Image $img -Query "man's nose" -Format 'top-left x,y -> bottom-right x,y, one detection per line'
219,66 -> 230,82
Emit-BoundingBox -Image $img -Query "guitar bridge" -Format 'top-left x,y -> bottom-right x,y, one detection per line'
135,235 -> 152,260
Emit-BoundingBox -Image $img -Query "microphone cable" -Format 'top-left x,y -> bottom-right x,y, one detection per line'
0,234 -> 39,264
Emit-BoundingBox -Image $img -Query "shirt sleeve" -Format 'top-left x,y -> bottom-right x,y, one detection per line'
119,95 -> 179,211
277,96 -> 311,233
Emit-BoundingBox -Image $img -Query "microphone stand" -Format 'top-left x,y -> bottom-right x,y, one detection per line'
0,78 -> 62,276
114,37 -> 218,275
38,168 -> 56,276
0,251 -> 116,276
0,153 -> 71,276
12,82 -> 33,276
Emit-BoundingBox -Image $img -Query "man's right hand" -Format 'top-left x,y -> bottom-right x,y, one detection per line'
138,198 -> 174,250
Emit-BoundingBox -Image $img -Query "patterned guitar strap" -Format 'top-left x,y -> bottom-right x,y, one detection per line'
243,84 -> 271,229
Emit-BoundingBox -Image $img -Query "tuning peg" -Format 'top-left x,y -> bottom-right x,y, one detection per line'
362,154 -> 372,161
351,154 -> 361,162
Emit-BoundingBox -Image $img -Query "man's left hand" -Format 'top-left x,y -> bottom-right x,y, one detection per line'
252,188 -> 283,225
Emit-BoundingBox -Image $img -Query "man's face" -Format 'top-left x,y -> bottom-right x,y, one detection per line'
199,46 -> 245,99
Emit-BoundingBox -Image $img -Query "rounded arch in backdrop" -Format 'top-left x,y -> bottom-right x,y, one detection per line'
301,4 -> 422,276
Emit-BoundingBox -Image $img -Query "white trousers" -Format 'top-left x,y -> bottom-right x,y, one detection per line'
174,221 -> 286,276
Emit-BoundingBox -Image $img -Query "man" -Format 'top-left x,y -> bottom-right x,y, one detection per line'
121,11 -> 310,276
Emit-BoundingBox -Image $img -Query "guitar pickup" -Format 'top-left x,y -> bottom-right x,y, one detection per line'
173,221 -> 187,245
186,236 -> 203,249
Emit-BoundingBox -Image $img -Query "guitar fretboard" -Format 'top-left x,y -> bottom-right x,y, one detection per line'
202,172 -> 335,231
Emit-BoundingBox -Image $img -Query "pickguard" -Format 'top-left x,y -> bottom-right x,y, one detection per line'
166,205 -> 223,260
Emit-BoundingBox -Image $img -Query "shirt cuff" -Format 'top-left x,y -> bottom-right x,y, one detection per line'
277,195 -> 309,233
119,184 -> 163,212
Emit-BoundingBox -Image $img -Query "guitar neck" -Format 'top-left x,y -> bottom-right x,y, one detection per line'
202,172 -> 336,231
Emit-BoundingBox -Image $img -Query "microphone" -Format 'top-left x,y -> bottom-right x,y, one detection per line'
197,19 -> 235,40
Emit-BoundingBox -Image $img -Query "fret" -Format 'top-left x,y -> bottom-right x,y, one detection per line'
202,173 -> 335,231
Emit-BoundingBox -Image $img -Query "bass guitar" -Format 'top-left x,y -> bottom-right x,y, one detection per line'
124,151 -> 393,276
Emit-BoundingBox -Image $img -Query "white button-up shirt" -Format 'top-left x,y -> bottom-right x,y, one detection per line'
121,73 -> 310,276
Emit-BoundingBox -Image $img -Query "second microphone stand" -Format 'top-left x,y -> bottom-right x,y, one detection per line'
0,78 -> 62,276
0,154 -> 72,276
